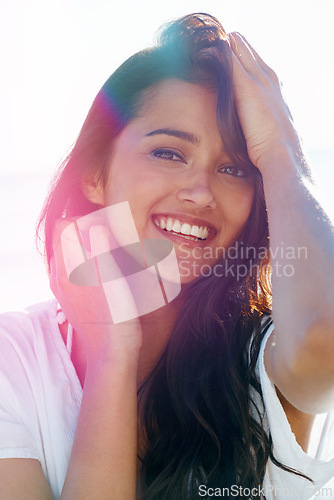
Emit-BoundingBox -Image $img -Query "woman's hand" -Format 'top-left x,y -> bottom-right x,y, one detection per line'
228,32 -> 303,174
50,212 -> 143,363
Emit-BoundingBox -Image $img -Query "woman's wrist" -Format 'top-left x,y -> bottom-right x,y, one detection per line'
258,141 -> 311,185
84,344 -> 140,389
76,316 -> 142,356
86,335 -> 141,368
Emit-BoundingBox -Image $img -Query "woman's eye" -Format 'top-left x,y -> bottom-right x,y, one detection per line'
152,148 -> 186,163
218,165 -> 246,178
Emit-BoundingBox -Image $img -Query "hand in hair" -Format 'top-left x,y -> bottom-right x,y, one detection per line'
228,32 -> 304,176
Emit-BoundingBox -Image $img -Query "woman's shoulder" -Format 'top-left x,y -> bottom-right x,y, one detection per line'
0,298 -> 81,414
0,298 -> 61,375
0,299 -> 58,341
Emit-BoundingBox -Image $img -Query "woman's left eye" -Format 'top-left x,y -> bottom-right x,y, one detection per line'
152,148 -> 186,163
218,165 -> 246,178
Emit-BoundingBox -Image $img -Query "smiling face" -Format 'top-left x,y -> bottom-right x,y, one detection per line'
88,79 -> 255,283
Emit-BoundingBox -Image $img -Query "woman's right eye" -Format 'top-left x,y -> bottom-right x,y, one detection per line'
152,148 -> 187,163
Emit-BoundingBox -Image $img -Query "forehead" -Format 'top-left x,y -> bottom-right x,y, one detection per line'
133,79 -> 219,135
138,78 -> 217,110
138,78 -> 216,104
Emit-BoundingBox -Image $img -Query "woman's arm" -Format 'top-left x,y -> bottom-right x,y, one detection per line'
261,149 -> 334,414
0,346 -> 139,500
52,221 -> 142,499
61,341 -> 139,499
0,459 -> 54,499
229,33 -> 334,413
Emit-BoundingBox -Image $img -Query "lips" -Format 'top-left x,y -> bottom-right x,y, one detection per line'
152,214 -> 216,242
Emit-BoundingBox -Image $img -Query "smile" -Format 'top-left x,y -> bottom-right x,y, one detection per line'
153,215 -> 212,242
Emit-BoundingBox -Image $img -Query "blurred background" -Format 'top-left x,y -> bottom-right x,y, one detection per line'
0,0 -> 333,313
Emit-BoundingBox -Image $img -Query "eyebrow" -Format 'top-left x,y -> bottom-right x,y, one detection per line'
145,128 -> 200,145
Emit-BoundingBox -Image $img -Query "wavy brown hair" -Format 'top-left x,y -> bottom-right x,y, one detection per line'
37,13 -> 311,499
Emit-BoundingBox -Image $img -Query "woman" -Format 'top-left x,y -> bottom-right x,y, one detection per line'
0,13 -> 333,499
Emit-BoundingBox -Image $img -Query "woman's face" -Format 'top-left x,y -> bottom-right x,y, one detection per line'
94,79 -> 255,283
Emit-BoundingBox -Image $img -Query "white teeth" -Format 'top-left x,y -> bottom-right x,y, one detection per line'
154,216 -> 211,240
199,226 -> 209,239
172,220 -> 181,233
179,234 -> 196,240
166,217 -> 173,231
190,226 -> 200,238
180,223 -> 191,235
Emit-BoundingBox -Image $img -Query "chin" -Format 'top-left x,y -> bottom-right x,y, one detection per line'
177,260 -> 210,284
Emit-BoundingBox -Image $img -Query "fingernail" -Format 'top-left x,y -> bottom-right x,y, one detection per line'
60,222 -> 87,277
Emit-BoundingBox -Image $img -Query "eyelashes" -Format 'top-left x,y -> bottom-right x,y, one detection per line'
152,148 -> 186,163
151,148 -> 247,178
218,165 -> 247,178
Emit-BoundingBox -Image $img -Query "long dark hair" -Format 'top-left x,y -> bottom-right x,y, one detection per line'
37,13 -> 311,499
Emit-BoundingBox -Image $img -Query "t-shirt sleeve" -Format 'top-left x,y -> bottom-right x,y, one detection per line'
256,320 -> 334,498
0,300 -> 82,500
0,315 -> 41,461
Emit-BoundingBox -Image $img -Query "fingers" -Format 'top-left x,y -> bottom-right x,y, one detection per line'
89,225 -> 121,284
88,225 -> 140,324
229,32 -> 280,86
51,217 -> 108,291
230,33 -> 265,69
52,203 -> 138,284
50,219 -> 79,294
61,221 -> 88,278
89,225 -> 111,257
51,202 -> 138,283
229,32 -> 258,73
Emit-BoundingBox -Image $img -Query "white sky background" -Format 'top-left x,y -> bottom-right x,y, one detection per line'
1,0 -> 333,175
0,0 -> 333,311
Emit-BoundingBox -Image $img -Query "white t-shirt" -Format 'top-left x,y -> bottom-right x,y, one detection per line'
0,299 -> 333,499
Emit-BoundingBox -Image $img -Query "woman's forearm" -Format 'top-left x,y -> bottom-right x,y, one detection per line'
60,345 -> 139,499
262,146 -> 334,411
50,219 -> 142,498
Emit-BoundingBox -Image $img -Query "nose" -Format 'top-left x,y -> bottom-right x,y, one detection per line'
176,171 -> 216,209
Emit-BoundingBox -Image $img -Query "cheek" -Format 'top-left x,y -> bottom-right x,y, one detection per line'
240,190 -> 255,222
222,185 -> 255,228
